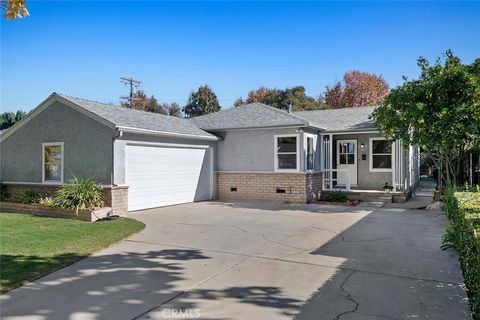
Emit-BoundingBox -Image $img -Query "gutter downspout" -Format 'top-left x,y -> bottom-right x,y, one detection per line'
111,128 -> 123,186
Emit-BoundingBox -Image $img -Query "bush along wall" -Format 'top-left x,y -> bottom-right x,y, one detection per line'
444,188 -> 480,319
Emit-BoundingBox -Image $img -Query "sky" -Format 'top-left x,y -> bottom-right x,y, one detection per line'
1,1 -> 479,112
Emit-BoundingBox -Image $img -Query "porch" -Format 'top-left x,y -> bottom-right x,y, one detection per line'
318,132 -> 420,202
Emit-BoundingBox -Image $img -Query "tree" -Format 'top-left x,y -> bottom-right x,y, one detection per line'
372,51 -> 480,186
0,110 -> 26,130
234,86 -> 326,111
144,95 -> 167,114
182,85 -> 221,118
324,82 -> 344,108
120,90 -> 149,110
1,0 -> 28,19
163,102 -> 182,117
324,70 -> 389,108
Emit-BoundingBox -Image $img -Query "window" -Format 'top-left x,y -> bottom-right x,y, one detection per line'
306,135 -> 315,171
42,143 -> 63,183
275,135 -> 299,171
369,138 -> 392,172
338,141 -> 355,165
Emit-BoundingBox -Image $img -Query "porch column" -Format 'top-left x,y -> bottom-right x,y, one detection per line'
392,140 -> 397,193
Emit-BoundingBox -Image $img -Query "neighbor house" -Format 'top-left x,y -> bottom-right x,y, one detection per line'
0,93 -> 420,215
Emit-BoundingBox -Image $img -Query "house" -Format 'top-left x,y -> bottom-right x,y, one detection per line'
0,93 -> 420,215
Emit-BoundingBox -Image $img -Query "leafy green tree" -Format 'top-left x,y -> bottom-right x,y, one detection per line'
183,85 -> 221,118
372,51 -> 480,185
234,86 -> 326,111
0,110 -> 26,130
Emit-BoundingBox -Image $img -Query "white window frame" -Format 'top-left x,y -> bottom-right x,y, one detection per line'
304,133 -> 317,172
42,142 -> 64,184
274,134 -> 300,172
369,137 -> 392,172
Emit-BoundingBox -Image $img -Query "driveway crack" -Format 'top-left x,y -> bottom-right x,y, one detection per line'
334,270 -> 359,320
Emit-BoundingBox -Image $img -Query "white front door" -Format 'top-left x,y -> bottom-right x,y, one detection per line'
336,140 -> 357,186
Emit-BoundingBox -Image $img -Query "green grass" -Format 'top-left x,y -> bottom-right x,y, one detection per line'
0,213 -> 145,293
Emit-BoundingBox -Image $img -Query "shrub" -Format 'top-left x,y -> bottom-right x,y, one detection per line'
39,197 -> 57,207
320,191 -> 350,203
444,186 -> 480,319
0,184 -> 10,201
11,190 -> 40,204
54,178 -> 104,213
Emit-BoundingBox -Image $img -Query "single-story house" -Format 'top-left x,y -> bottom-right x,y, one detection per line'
0,93 -> 420,215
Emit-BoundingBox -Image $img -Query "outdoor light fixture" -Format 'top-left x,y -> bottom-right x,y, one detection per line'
360,143 -> 365,149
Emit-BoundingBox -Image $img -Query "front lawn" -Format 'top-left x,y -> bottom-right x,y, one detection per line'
0,213 -> 145,293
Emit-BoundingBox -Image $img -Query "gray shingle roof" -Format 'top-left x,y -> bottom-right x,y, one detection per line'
56,93 -> 216,139
294,106 -> 378,132
188,103 -> 311,130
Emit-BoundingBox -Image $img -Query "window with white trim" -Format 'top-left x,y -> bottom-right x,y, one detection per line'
43,143 -> 63,183
306,136 -> 315,171
370,138 -> 392,171
275,135 -> 298,171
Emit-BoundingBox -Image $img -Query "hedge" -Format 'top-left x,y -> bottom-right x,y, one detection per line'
444,187 -> 480,319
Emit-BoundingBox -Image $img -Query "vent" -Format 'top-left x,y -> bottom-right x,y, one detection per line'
230,187 -> 237,192
276,188 -> 286,194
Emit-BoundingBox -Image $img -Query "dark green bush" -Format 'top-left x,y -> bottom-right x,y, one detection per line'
320,191 -> 350,203
11,190 -> 40,204
0,184 -> 10,201
54,178 -> 104,213
444,186 -> 480,319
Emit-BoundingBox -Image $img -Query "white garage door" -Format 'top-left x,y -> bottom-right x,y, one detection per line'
126,144 -> 211,211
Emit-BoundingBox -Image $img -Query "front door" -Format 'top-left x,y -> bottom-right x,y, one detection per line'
336,140 -> 357,186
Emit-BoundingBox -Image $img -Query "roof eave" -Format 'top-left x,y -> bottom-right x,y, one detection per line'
320,129 -> 380,134
116,126 -> 219,141
197,123 -> 310,132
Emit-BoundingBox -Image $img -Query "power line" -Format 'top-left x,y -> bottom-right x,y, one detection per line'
120,77 -> 141,108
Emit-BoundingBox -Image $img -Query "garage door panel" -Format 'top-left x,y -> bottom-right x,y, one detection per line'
126,144 -> 211,211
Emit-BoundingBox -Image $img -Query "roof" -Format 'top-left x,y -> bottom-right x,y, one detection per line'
294,106 -> 378,132
190,102 -> 378,132
189,103 -> 312,131
55,93 -> 216,139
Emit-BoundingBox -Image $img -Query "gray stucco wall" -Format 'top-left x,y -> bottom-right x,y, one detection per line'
0,101 -> 114,184
333,132 -> 392,190
115,132 -> 216,201
216,127 -> 306,172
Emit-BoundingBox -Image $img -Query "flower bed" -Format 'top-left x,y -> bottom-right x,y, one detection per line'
0,201 -> 111,222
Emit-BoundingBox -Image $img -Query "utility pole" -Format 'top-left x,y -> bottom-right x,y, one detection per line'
120,77 -> 141,108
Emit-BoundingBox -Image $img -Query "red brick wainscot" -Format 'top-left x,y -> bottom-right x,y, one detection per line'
1,183 -> 129,216
215,172 -> 322,203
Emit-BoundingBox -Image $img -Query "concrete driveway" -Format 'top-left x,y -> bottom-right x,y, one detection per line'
0,201 -> 471,319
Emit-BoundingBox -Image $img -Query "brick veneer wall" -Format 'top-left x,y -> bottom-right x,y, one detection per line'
215,172 -> 323,204
305,172 -> 323,202
2,183 -> 129,216
102,185 -> 128,216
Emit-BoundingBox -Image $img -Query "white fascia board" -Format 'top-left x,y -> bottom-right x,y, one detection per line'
322,130 -> 380,135
117,126 -> 219,141
200,124 -> 310,132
